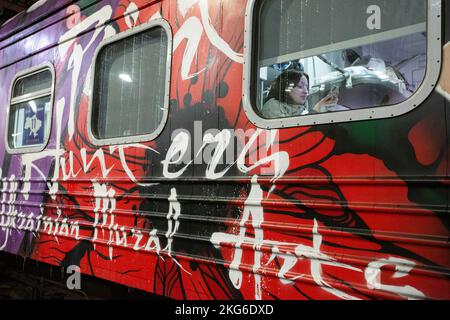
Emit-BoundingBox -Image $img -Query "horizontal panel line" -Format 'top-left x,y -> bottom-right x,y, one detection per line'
25,228 -> 450,298
4,214 -> 448,250
1,176 -> 448,184
1,193 -> 446,215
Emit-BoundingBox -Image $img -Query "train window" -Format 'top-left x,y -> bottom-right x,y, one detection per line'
243,0 -> 442,128
89,19 -> 172,145
6,64 -> 55,154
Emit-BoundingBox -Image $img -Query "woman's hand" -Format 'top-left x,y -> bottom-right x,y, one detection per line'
313,93 -> 339,113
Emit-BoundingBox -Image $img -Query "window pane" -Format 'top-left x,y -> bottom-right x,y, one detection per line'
92,27 -> 168,140
8,96 -> 52,149
258,0 -> 425,64
255,0 -> 427,119
13,69 -> 52,98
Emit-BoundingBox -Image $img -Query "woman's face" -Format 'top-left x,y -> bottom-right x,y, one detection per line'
288,76 -> 309,105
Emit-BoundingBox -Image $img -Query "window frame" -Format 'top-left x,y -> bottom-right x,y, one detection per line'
87,18 -> 173,146
242,0 -> 442,129
5,62 -> 55,154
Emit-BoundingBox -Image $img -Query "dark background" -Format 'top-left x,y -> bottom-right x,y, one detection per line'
0,0 -> 39,25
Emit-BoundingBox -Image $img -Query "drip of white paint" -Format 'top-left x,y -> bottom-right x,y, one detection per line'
0,176 -> 11,250
164,188 -> 180,256
165,188 -> 181,243
162,188 -> 191,275
212,175 -> 264,299
92,181 -> 116,259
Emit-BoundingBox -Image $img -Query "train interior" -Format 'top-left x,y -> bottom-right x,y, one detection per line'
257,30 -> 427,114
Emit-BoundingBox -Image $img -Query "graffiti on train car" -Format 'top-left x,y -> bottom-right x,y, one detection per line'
0,0 -> 449,300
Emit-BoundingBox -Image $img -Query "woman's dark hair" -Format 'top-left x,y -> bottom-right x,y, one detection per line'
265,70 -> 309,104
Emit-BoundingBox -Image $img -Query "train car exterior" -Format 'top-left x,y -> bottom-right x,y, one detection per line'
0,0 -> 449,300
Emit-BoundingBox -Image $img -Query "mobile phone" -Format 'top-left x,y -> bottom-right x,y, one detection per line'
329,84 -> 340,97
319,85 -> 340,112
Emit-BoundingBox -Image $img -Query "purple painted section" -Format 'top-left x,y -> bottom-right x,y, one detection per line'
0,1 -> 111,69
0,0 -> 74,38
0,0 -> 120,255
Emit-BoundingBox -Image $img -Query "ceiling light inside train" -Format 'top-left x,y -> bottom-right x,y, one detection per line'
119,73 -> 132,83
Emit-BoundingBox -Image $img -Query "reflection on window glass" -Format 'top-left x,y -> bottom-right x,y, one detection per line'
13,70 -> 52,97
8,68 -> 53,151
254,0 -> 427,119
91,27 -> 168,140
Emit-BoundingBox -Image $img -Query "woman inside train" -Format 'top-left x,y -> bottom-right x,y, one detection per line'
261,69 -> 339,119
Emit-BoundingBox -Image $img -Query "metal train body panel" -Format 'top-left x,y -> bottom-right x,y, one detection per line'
0,0 -> 449,300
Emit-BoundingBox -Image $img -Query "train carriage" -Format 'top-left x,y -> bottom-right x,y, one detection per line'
0,0 -> 449,300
